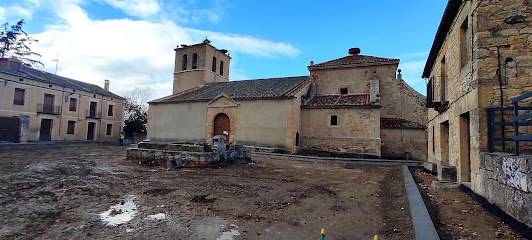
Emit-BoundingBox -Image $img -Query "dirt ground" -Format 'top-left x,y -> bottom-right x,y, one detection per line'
0,143 -> 413,240
411,169 -> 528,240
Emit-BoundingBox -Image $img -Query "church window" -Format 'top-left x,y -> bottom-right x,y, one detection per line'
340,88 -> 348,95
182,54 -> 187,70
220,61 -> 224,76
330,115 -> 338,126
212,57 -> 217,72
192,53 -> 198,69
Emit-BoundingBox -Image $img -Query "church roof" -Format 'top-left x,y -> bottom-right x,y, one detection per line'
380,118 -> 426,129
150,76 -> 311,103
309,55 -> 399,69
302,94 -> 371,107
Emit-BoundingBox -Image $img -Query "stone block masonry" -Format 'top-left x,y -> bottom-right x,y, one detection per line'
477,152 -> 532,228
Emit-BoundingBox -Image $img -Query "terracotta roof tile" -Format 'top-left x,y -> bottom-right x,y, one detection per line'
380,118 -> 426,129
310,55 -> 399,68
151,76 -> 311,103
303,94 -> 369,107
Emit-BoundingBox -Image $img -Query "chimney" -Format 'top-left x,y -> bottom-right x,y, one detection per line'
104,79 -> 110,91
397,69 -> 402,81
349,48 -> 361,55
310,60 -> 314,66
0,57 -> 23,71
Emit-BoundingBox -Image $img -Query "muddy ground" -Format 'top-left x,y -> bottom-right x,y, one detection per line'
412,169 -> 528,240
0,143 -> 414,240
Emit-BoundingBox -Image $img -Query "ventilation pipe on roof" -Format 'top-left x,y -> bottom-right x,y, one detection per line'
349,48 -> 361,55
310,60 -> 314,66
104,79 -> 110,91
397,69 -> 402,81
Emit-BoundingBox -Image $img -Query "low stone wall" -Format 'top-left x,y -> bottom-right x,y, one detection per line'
127,148 -> 218,165
381,128 -> 427,161
476,152 -> 532,228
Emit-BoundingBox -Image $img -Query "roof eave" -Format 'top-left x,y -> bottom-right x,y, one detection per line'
308,60 -> 399,71
422,0 -> 463,78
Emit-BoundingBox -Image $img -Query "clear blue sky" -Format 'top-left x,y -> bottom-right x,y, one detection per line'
0,0 -> 448,99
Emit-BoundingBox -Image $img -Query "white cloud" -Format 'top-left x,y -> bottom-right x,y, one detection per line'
185,30 -> 301,58
102,0 -> 161,18
398,60 -> 426,74
26,0 -> 299,100
396,51 -> 429,60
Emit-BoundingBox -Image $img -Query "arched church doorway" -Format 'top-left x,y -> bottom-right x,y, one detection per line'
214,113 -> 230,144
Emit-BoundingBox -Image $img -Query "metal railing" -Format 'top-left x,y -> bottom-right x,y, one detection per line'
37,104 -> 62,115
86,110 -> 102,119
487,91 -> 532,155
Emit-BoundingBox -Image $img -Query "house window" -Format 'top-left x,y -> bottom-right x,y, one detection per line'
106,124 -> 112,135
440,57 -> 446,101
108,105 -> 114,117
192,53 -> 198,69
13,88 -> 25,105
330,115 -> 338,126
212,57 -> 217,72
67,121 -> 75,134
69,98 -> 77,111
182,54 -> 187,70
220,61 -> 224,76
340,88 -> 348,95
460,17 -> 469,69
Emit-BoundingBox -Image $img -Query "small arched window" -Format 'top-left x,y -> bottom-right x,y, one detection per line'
182,54 -> 187,70
220,61 -> 224,76
295,131 -> 299,146
212,57 -> 217,72
192,53 -> 198,69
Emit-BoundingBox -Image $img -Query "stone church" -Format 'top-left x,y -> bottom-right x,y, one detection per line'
148,41 -> 427,160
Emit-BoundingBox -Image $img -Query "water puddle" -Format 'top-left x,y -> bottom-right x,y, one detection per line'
193,218 -> 240,240
99,195 -> 137,226
217,224 -> 240,240
147,213 -> 166,220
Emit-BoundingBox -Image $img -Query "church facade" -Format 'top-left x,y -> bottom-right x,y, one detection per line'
148,41 -> 427,160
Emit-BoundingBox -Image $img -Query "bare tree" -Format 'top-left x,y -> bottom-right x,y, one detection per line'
0,19 -> 43,67
123,86 -> 152,137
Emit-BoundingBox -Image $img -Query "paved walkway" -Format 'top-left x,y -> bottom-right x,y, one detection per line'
403,165 -> 440,240
252,152 -> 422,166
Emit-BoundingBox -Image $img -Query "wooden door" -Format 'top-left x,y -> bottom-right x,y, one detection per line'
39,119 -> 52,141
0,117 -> 20,142
214,114 -> 230,144
43,94 -> 54,113
87,122 -> 95,140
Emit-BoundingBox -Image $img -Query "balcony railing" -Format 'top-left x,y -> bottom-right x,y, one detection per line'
37,104 -> 62,115
487,91 -> 532,155
13,99 -> 24,105
86,110 -> 102,119
426,77 -> 448,112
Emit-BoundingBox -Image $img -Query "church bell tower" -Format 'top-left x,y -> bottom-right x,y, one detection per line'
172,39 -> 231,94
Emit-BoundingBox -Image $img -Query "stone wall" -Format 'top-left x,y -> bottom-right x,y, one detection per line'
300,107 -> 381,157
147,102 -> 208,142
381,128 -> 427,161
426,0 -> 532,185
477,152 -> 532,228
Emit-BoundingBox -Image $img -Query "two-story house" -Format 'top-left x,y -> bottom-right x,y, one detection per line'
0,57 -> 125,143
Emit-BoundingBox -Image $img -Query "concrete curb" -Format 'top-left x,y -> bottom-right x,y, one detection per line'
403,165 -> 440,240
252,152 -> 423,166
